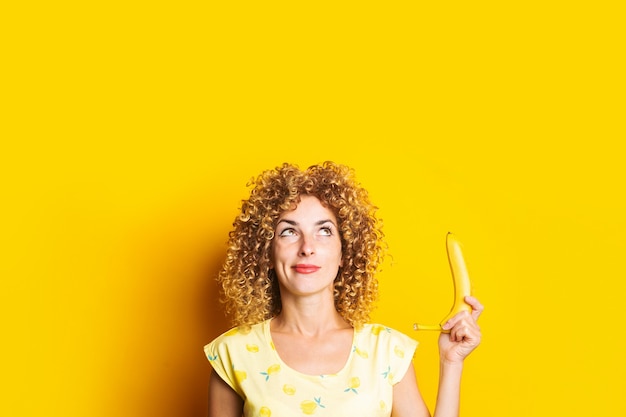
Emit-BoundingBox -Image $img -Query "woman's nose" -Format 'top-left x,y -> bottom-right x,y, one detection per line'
299,236 -> 315,256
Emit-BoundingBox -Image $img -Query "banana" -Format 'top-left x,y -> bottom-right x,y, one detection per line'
413,232 -> 472,333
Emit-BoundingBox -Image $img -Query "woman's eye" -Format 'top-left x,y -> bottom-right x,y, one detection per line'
319,227 -> 332,236
279,228 -> 296,237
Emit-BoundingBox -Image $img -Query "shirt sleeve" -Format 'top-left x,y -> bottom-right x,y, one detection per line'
386,328 -> 419,386
204,333 -> 246,398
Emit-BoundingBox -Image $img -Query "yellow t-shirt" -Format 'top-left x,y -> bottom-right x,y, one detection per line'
204,319 -> 418,416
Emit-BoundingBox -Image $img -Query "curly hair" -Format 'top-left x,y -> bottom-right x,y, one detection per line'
217,161 -> 386,328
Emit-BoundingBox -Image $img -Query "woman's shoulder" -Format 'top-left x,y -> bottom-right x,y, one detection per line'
357,323 -> 418,348
352,323 -> 418,385
204,320 -> 268,352
358,322 -> 411,335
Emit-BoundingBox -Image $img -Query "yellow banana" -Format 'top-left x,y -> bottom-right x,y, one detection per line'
413,232 -> 472,333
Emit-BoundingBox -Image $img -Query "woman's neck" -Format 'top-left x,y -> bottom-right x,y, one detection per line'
272,297 -> 351,336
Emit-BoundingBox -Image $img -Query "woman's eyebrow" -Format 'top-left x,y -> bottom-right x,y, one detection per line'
316,219 -> 336,226
276,219 -> 336,226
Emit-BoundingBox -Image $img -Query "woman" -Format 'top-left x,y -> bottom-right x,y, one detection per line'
204,161 -> 483,417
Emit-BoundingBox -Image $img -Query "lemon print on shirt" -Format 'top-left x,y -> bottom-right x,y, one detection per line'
353,346 -> 368,359
394,345 -> 405,358
224,328 -> 239,337
344,376 -> 360,393
300,400 -> 317,415
282,384 -> 296,395
387,372 -> 395,385
246,344 -> 259,353
234,370 -> 247,384
260,364 -> 281,381
371,325 -> 389,335
224,325 -> 252,336
260,406 -> 271,417
301,398 -> 325,415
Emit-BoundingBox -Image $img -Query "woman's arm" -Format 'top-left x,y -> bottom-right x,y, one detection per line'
208,369 -> 244,417
393,296 -> 483,417
432,361 -> 463,417
392,364 -> 432,417
433,295 -> 483,417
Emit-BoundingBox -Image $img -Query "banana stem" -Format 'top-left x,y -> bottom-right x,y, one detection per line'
413,323 -> 452,333
413,323 -> 442,331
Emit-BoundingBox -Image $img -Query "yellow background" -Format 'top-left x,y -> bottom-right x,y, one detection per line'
2,1 -> 624,416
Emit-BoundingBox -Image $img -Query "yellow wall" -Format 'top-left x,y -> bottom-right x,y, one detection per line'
2,2 -> 624,416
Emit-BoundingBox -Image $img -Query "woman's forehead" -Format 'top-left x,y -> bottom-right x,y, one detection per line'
278,195 -> 336,220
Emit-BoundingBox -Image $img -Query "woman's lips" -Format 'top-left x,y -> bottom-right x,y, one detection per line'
293,264 -> 321,274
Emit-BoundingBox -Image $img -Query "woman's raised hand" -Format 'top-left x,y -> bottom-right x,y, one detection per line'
438,295 -> 483,364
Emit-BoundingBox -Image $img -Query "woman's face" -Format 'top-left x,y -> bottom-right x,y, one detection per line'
271,195 -> 342,299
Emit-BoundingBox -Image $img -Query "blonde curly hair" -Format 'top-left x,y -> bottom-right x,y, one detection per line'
217,161 -> 386,328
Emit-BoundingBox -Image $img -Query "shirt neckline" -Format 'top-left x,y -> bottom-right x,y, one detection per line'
263,318 -> 357,379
